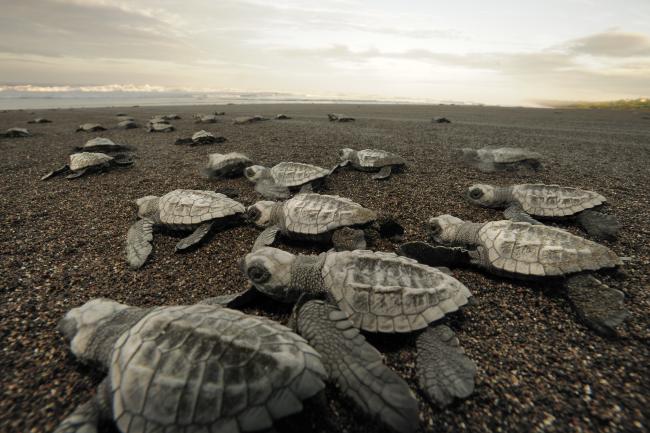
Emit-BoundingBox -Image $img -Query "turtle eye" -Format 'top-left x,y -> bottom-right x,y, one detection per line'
247,265 -> 271,283
244,167 -> 254,179
246,206 -> 261,221
469,188 -> 483,199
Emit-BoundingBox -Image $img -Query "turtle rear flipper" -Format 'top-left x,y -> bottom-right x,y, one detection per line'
296,300 -> 419,433
112,153 -> 133,166
416,325 -> 476,407
503,203 -> 542,225
54,379 -> 110,433
372,165 -> 392,180
126,219 -> 154,269
200,286 -> 261,308
576,210 -> 620,240
255,179 -> 290,200
565,274 -> 629,336
252,226 -> 280,251
399,241 -> 472,268
41,164 -> 70,180
175,222 -> 213,251
66,168 -> 87,179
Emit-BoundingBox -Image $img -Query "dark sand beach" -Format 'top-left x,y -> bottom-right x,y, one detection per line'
1,104 -> 648,433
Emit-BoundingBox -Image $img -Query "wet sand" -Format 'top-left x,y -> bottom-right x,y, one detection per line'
1,104 -> 648,433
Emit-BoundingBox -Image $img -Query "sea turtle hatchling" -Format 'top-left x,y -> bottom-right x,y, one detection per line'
432,117 -> 451,123
466,183 -> 620,239
147,122 -> 174,132
117,120 -> 138,129
41,152 -> 133,180
174,130 -> 226,145
53,298 -> 328,433
194,114 -> 218,123
276,114 -> 291,119
0,127 -> 31,138
245,162 -> 335,200
247,193 -> 404,251
27,118 -> 52,124
399,215 -> 629,336
457,147 -> 543,172
202,152 -> 253,178
338,148 -> 407,179
73,137 -> 132,153
230,247 -> 477,410
126,189 -> 245,269
233,115 -> 269,125
76,123 -> 106,132
327,113 -> 355,122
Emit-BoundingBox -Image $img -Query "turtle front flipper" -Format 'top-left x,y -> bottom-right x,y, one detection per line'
255,179 -> 291,200
399,241 -> 472,268
41,164 -> 70,180
126,219 -> 154,269
299,182 -> 313,193
65,168 -> 87,179
503,203 -> 541,225
331,227 -> 366,251
576,210 -> 620,240
112,154 -> 134,166
253,226 -> 280,251
565,274 -> 629,336
416,325 -> 476,407
54,379 -> 111,433
296,300 -> 419,433
200,286 -> 261,308
175,221 -> 213,251
372,165 -> 392,180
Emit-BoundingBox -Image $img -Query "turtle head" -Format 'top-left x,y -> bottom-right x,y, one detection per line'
466,184 -> 498,207
58,298 -> 128,362
247,201 -> 276,226
338,148 -> 355,162
455,148 -> 477,163
135,195 -> 159,218
428,214 -> 465,244
244,165 -> 267,182
241,247 -> 299,302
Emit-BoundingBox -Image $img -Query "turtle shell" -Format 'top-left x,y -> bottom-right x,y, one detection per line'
207,153 -> 252,173
477,147 -> 540,163
83,137 -> 120,149
270,162 -> 330,187
355,149 -> 406,169
69,152 -> 113,171
512,184 -> 606,217
322,250 -> 471,333
148,123 -> 174,132
77,123 -> 106,132
158,189 -> 244,226
4,128 -> 31,137
110,304 -> 326,433
281,193 -> 377,235
477,220 -> 621,276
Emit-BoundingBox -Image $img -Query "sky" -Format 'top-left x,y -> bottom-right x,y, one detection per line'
1,0 -> 649,105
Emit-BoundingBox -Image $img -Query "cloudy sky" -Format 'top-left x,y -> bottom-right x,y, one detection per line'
1,0 -> 649,105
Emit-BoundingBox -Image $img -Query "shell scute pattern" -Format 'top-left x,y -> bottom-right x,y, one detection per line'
512,184 -> 606,217
111,305 -> 325,433
322,251 -> 471,333
283,194 -> 377,235
70,152 -> 113,171
478,147 -> 537,163
478,221 -> 621,276
208,153 -> 251,170
158,190 -> 244,226
356,149 -> 405,168
270,162 -> 330,187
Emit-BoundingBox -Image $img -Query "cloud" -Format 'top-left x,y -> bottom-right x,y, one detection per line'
567,31 -> 650,57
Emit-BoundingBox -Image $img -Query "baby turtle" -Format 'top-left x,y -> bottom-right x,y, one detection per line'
116,115 -> 134,121
27,118 -> 52,124
1,127 -> 31,138
54,298 -> 327,433
233,115 -> 269,125
233,247 -> 476,410
400,215 -> 629,336
457,147 -> 543,172
73,137 -> 132,153
432,117 -> 451,123
248,193 -> 403,251
245,162 -> 334,200
126,189 -> 245,269
466,183 -> 620,240
147,122 -> 174,132
41,152 -> 133,180
194,114 -> 218,123
276,114 -> 291,119
174,130 -> 226,145
327,113 -> 355,122
76,123 -> 106,132
215,111 -> 226,115
117,120 -> 138,129
202,152 -> 253,178
338,148 -> 407,179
